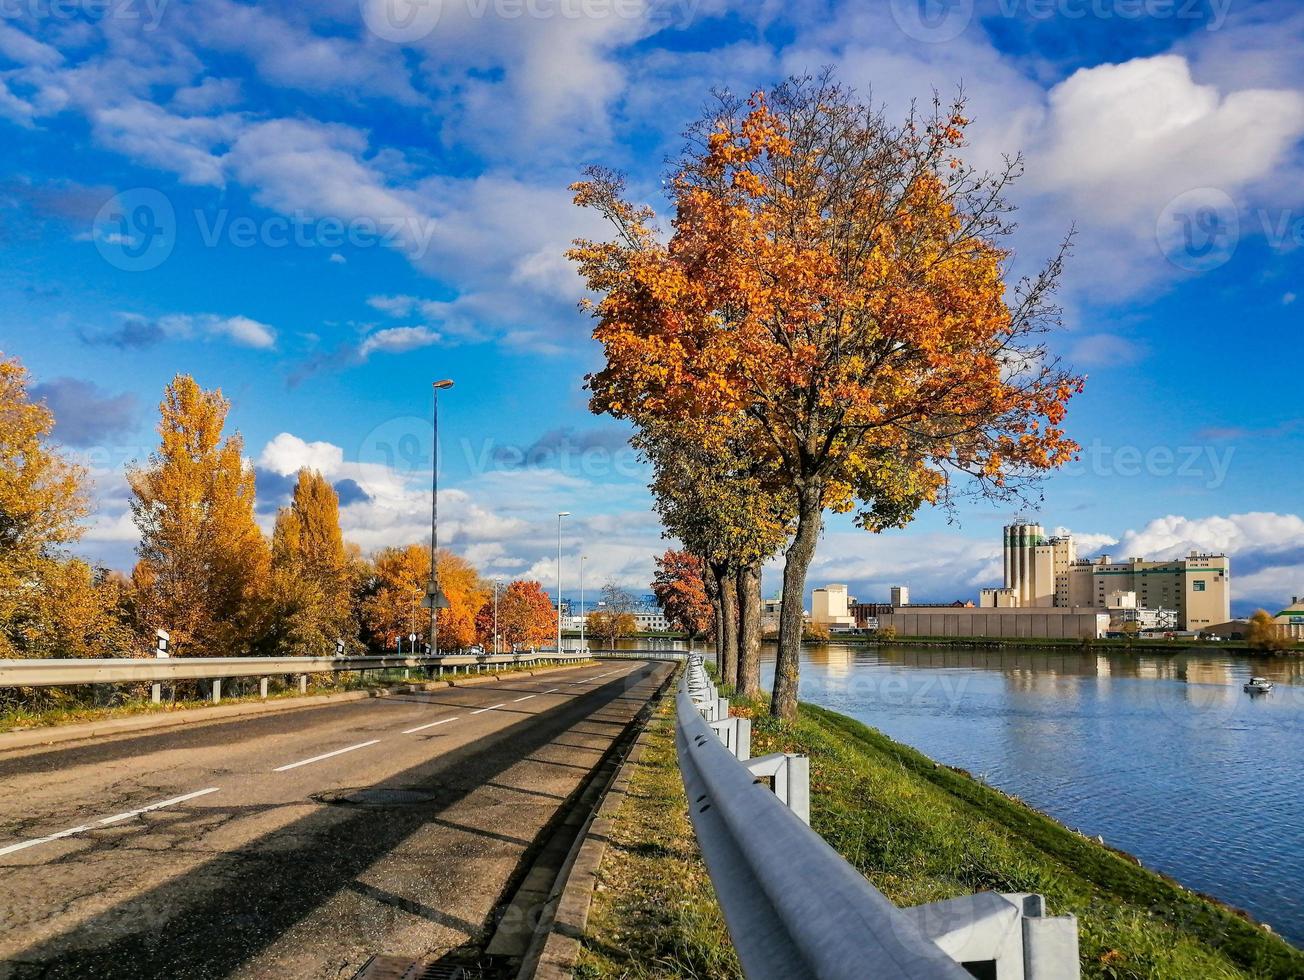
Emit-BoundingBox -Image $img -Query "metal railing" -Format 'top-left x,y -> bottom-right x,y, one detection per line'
676,655 -> 1080,980
0,650 -> 592,702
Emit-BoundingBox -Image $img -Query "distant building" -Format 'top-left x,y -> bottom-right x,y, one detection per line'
1274,596 -> 1304,641
981,522 -> 1230,631
890,585 -> 909,606
877,606 -> 1109,640
1104,591 -> 1177,632
811,584 -> 857,630
631,604 -> 671,632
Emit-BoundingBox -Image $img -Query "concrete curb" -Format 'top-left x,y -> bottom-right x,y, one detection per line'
521,668 -> 676,979
0,662 -> 595,755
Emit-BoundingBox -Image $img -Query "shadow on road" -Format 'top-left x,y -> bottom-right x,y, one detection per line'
5,665 -> 665,979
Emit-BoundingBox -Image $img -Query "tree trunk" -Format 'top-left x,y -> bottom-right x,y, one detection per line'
712,561 -> 739,690
709,586 -> 723,673
771,484 -> 823,721
736,562 -> 763,698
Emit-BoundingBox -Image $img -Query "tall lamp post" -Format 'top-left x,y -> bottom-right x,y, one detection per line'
556,511 -> 570,652
579,555 -> 588,653
429,379 -> 454,655
492,577 -> 503,654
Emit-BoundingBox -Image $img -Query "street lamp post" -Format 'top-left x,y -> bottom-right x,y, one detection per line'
429,379 -> 454,655
556,511 -> 570,653
580,555 -> 588,653
492,577 -> 502,654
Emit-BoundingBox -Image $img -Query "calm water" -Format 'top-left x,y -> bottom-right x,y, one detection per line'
752,644 -> 1304,946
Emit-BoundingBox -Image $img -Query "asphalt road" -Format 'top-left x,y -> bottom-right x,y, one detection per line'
0,659 -> 671,979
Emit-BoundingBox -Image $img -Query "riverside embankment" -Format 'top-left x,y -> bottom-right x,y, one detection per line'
577,681 -> 1303,979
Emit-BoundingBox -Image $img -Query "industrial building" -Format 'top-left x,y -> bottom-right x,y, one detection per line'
811,584 -> 857,629
980,522 -> 1230,631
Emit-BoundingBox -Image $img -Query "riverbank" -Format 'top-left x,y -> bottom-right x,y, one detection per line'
817,633 -> 1302,654
577,689 -> 1302,978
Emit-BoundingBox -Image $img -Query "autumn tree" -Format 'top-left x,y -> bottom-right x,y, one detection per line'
651,549 -> 713,640
1246,610 -> 1289,653
572,76 -> 1081,719
361,544 -> 426,649
0,355 -> 94,657
128,377 -> 270,657
476,579 -> 555,650
361,544 -> 486,651
267,469 -> 352,655
587,609 -> 637,649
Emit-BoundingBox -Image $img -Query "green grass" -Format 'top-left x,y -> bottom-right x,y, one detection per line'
576,698 -> 741,979
0,660 -> 595,734
577,673 -> 1302,979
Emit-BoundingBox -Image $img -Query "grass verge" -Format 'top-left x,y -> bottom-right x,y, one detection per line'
0,660 -> 596,734
578,684 -> 1302,979
575,696 -> 740,979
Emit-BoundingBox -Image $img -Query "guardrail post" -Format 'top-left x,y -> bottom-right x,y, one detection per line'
259,677 -> 269,699
151,683 -> 161,704
211,679 -> 221,703
299,675 -> 308,694
743,753 -> 811,825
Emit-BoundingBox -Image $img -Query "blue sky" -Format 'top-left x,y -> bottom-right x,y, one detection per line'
2,0 -> 1302,615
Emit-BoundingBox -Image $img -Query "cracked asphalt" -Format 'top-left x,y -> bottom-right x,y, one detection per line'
0,659 -> 671,979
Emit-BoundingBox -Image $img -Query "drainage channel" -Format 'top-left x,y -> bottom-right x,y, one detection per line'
352,663 -> 671,980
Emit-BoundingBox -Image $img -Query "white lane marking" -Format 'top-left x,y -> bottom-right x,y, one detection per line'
512,695 -> 536,703
273,740 -> 381,772
471,703 -> 507,715
542,688 -> 560,694
0,825 -> 91,857
98,787 -> 221,826
1,787 -> 221,857
402,717 -> 459,735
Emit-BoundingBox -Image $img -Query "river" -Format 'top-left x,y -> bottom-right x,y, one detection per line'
744,643 -> 1304,946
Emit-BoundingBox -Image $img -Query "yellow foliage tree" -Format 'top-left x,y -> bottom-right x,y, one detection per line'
268,469 -> 352,655
1246,610 -> 1289,653
0,355 -> 114,659
128,376 -> 269,657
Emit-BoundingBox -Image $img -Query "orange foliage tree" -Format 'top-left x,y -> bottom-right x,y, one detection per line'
476,580 -> 555,650
571,75 -> 1082,719
361,545 -> 486,651
651,549 -> 713,640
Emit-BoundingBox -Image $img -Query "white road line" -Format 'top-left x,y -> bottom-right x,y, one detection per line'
98,787 -> 221,826
512,695 -> 536,702
1,787 -> 221,858
0,825 -> 91,857
471,703 -> 507,715
402,717 -> 459,735
542,688 -> 560,694
273,740 -> 381,772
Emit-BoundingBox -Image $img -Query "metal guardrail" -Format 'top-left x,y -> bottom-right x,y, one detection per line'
676,655 -> 1080,980
591,650 -> 690,662
0,650 -> 591,700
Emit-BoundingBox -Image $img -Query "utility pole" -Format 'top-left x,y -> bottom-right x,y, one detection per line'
428,379 -> 454,655
580,555 -> 587,653
556,511 -> 570,652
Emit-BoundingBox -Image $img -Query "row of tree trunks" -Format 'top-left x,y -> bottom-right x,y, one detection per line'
707,559 -> 764,696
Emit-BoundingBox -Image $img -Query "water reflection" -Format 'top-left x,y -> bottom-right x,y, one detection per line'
758,642 -> 1304,947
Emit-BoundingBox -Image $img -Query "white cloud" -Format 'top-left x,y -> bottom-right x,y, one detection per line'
358,326 -> 441,358
1116,512 -> 1304,561
258,433 -> 345,477
1033,56 -> 1304,225
155,312 -> 277,349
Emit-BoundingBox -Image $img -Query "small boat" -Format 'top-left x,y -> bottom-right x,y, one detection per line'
1243,677 -> 1274,694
